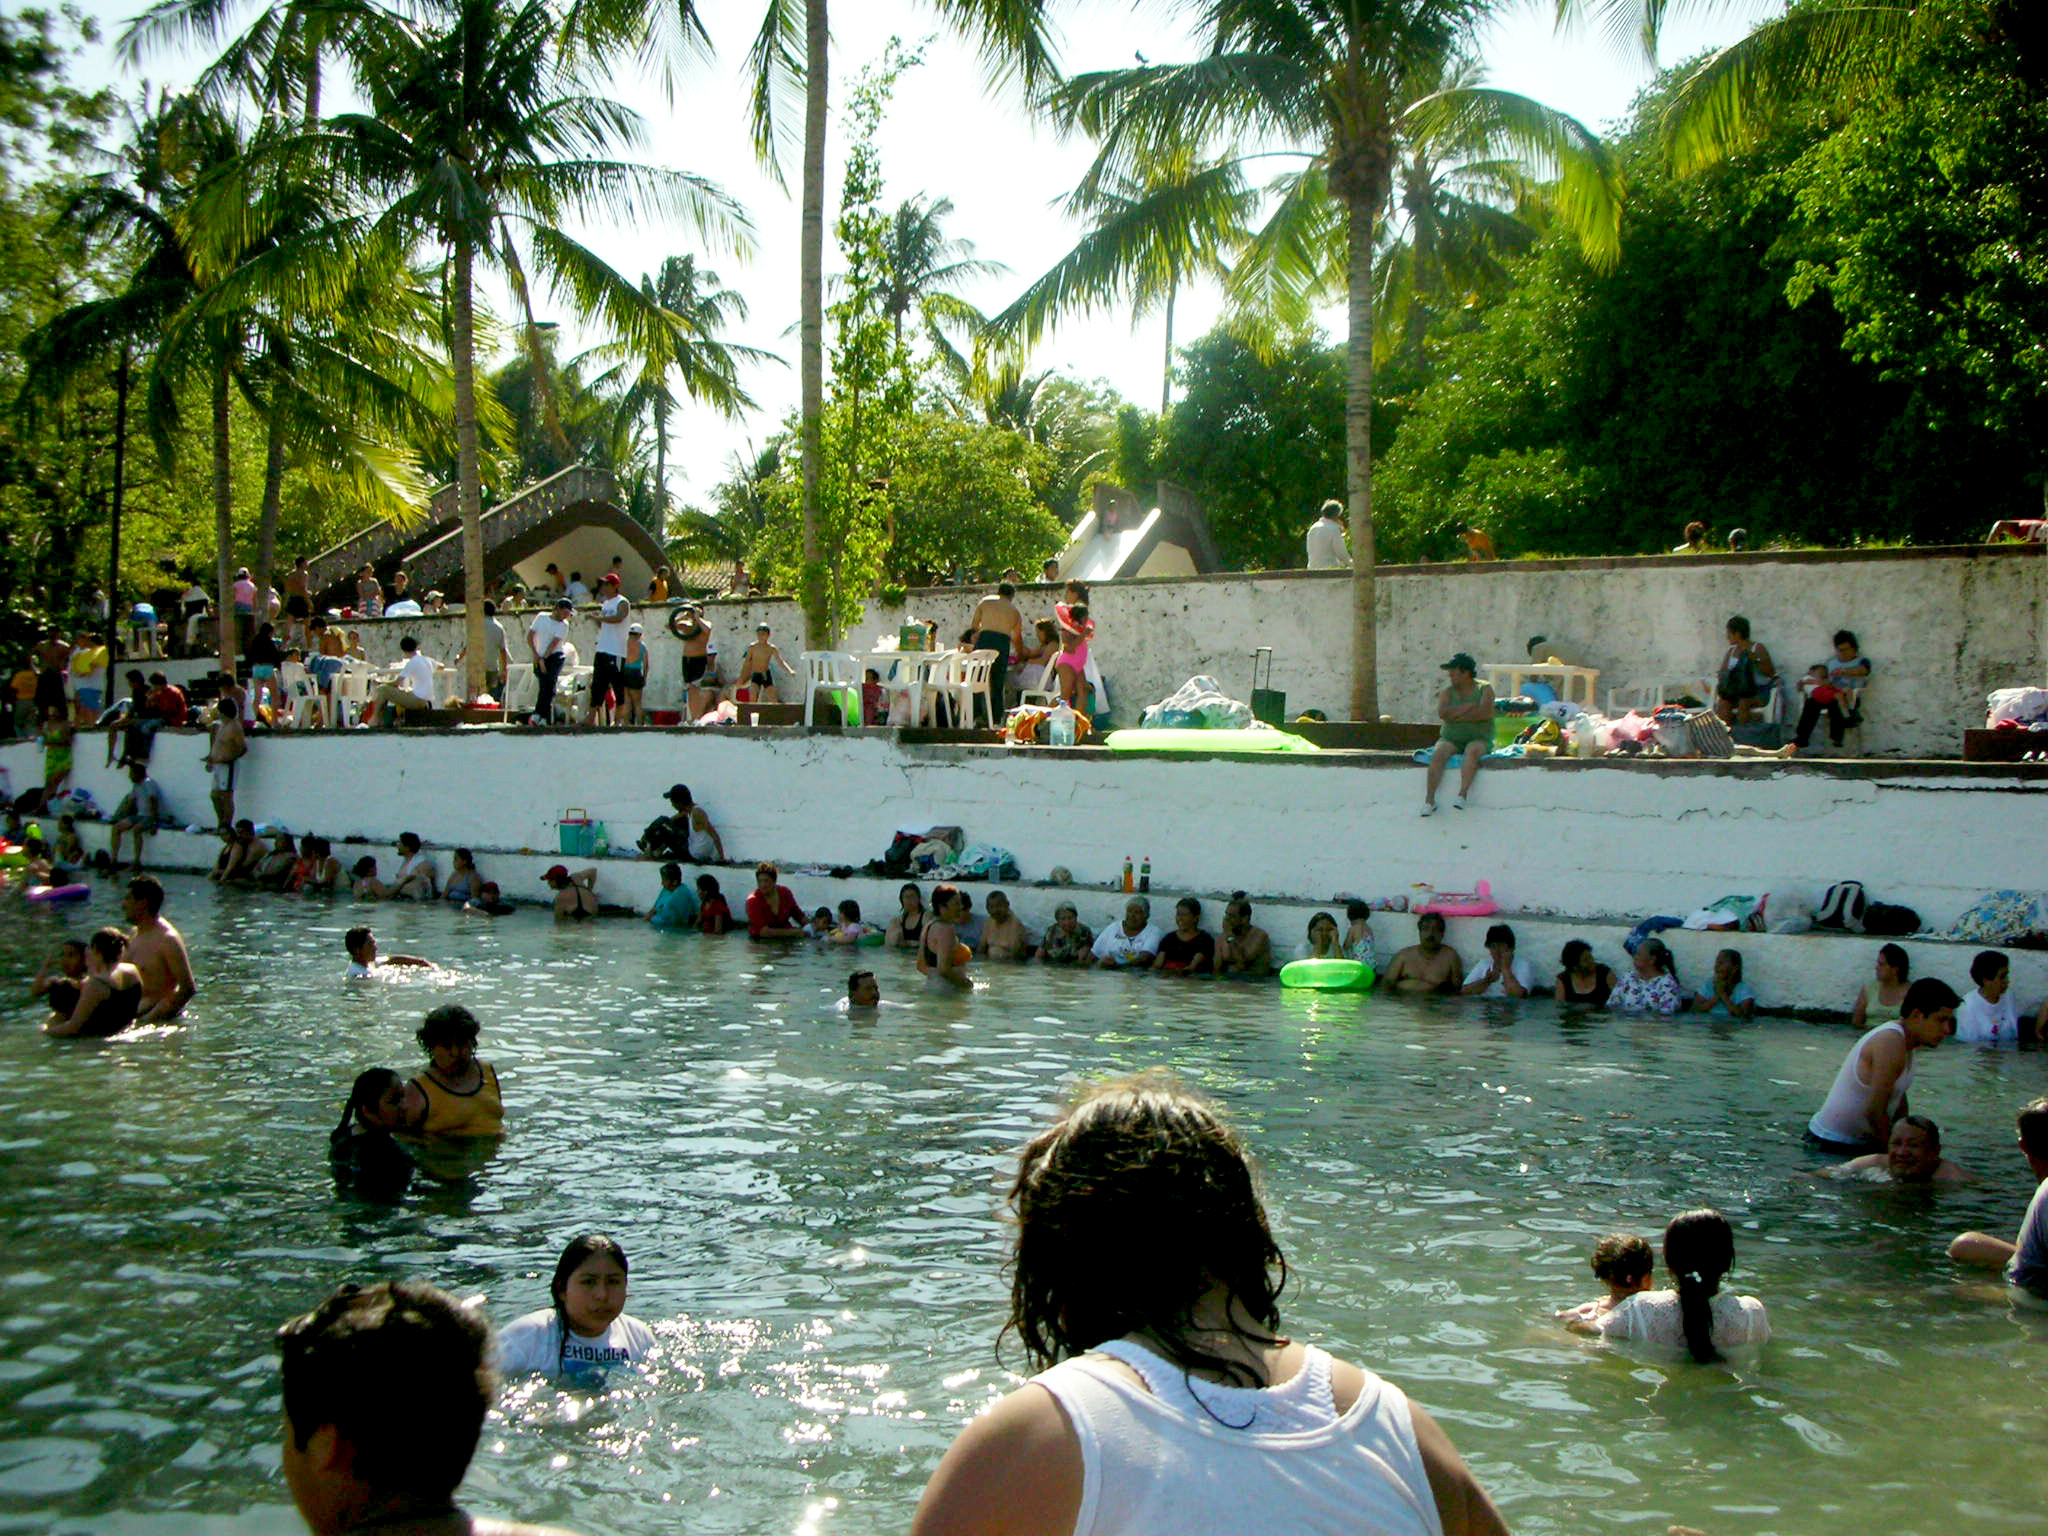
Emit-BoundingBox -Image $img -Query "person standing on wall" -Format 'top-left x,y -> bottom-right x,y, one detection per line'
967,581 -> 1027,722
1305,499 -> 1349,569
587,574 -> 630,726
526,597 -> 573,727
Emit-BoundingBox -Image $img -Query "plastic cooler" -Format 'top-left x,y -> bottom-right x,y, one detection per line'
559,809 -> 597,858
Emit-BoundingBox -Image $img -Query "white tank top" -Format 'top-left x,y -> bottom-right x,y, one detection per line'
1032,1339 -> 1445,1536
1808,1021 -> 1912,1145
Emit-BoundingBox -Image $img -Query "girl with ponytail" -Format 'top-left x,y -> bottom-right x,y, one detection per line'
1569,1208 -> 1770,1358
495,1233 -> 656,1383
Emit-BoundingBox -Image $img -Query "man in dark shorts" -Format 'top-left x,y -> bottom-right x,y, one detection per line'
586,572 -> 629,725
275,1279 -> 581,1536
672,603 -> 713,718
31,628 -> 69,720
283,555 -> 313,649
966,581 -> 1026,725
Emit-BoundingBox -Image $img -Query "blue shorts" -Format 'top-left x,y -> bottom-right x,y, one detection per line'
75,687 -> 102,713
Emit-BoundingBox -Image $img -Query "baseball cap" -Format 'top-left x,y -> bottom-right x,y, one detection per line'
1441,652 -> 1477,673
599,572 -> 621,586
627,623 -> 643,635
553,597 -> 573,611
542,864 -> 569,883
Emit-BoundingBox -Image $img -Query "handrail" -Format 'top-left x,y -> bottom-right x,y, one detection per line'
400,465 -> 623,590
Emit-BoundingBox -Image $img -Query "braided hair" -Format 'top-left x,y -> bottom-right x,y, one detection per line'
1663,1209 -> 1735,1364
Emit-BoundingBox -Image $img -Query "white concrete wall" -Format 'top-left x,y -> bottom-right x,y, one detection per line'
282,545 -> 2043,752
12,729 -> 2047,1014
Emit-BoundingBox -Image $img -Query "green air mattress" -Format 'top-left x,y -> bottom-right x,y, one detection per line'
1104,728 -> 1319,754
1279,958 -> 1375,991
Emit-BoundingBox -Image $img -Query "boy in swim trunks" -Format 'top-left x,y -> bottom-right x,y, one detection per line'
672,603 -> 714,718
739,624 -> 792,703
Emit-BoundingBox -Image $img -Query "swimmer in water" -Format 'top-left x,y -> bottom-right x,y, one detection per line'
493,1233 -> 657,1382
1555,1232 -> 1656,1325
409,1005 -> 504,1138
344,926 -> 434,977
328,1067 -> 423,1199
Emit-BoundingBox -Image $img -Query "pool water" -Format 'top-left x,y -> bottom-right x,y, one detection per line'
1,879 -> 2043,1536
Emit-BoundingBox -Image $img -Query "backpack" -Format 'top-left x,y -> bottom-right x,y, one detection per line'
636,816 -> 689,859
1814,880 -> 1868,933
1862,901 -> 1920,937
1686,710 -> 1735,759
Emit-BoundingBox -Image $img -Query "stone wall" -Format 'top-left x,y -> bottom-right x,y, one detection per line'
293,543 -> 2042,754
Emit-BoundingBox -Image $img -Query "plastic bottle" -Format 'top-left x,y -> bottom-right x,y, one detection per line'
593,822 -> 609,858
1048,700 -> 1077,747
1121,856 -> 1134,893
1139,856 -> 1151,893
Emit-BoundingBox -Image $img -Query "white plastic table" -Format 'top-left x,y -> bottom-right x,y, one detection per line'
1481,662 -> 1602,711
861,650 -> 952,725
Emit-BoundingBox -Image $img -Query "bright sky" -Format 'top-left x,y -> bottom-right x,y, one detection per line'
71,0 -> 1765,508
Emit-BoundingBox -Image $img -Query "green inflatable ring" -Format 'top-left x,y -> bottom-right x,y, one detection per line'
1279,958 -> 1375,991
1104,728 -> 1319,754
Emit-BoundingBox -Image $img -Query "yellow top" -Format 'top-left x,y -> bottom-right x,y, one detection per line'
415,1061 -> 503,1137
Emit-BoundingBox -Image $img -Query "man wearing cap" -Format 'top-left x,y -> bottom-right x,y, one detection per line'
526,597 -> 574,726
587,573 -> 630,726
1423,651 -> 1494,816
671,602 -> 714,719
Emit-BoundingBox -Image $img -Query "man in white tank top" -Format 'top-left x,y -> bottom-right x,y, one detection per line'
1807,979 -> 1959,1150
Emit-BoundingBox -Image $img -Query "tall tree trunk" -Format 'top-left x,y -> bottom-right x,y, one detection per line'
213,362 -> 238,683
654,393 -> 669,529
798,0 -> 828,646
453,235 -> 488,701
254,376 -> 286,633
1160,272 -> 1177,416
1345,189 -> 1379,722
107,347 -> 129,664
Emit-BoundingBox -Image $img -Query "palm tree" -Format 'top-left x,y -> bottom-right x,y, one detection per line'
879,194 -> 1007,368
579,254 -> 774,525
745,0 -> 1061,650
252,0 -> 750,698
1018,2 -> 1624,720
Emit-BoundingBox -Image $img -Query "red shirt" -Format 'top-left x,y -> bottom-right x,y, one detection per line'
150,685 -> 188,727
698,895 -> 733,934
745,885 -> 801,938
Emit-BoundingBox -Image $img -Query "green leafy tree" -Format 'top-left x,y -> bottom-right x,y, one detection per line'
1013,0 -> 1625,718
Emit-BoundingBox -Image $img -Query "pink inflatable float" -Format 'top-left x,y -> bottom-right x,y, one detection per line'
1416,880 -> 1497,917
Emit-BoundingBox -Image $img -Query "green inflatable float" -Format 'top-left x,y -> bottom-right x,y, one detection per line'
1279,958 -> 1375,991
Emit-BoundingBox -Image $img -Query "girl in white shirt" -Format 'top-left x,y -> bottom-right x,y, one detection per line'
1570,1208 -> 1769,1361
495,1234 -> 656,1383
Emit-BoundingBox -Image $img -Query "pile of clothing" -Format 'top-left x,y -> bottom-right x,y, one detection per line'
1140,676 -> 1258,731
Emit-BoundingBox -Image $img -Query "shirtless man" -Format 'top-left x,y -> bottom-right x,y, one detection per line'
966,582 -> 1028,723
1817,1115 -> 1969,1185
1380,912 -> 1463,995
124,874 -> 194,1021
671,603 -> 714,719
739,624 -> 792,704
977,889 -> 1035,962
276,1280 -> 582,1536
205,687 -> 247,829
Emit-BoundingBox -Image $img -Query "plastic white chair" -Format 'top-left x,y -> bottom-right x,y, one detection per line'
279,659 -> 322,729
431,663 -> 461,707
552,665 -> 593,723
503,662 -> 537,715
949,649 -> 999,728
332,664 -> 372,729
798,650 -> 861,728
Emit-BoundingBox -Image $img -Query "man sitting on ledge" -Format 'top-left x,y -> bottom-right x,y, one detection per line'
368,636 -> 438,728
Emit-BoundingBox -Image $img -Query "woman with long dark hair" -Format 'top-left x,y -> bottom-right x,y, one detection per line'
495,1233 -> 655,1382
1571,1208 -> 1769,1361
327,1067 -> 422,1200
911,1074 -> 1507,1536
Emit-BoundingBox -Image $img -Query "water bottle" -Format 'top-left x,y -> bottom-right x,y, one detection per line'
1048,701 -> 1077,747
593,821 -> 609,858
1139,857 -> 1151,894
1121,855 -> 1134,893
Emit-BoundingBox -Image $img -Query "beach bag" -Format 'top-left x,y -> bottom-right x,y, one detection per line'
1944,890 -> 2047,945
1686,709 -> 1735,759
1814,881 -> 1868,933
1684,894 -> 1765,931
1863,901 -> 1921,937
1624,916 -> 1684,954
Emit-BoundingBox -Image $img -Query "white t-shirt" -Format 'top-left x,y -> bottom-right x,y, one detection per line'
1092,923 -> 1163,964
565,579 -> 593,603
396,652 -> 436,701
495,1309 -> 657,1381
1591,1290 -> 1770,1354
594,595 -> 629,657
1462,955 -> 1537,997
1955,990 -> 2020,1045
1305,516 -> 1348,570
528,614 -> 569,659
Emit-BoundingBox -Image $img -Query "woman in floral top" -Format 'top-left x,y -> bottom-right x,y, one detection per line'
1036,902 -> 1095,966
1609,936 -> 1684,1014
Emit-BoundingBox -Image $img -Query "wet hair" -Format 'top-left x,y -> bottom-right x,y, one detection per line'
335,1067 -> 403,1138
932,882 -> 967,919
899,882 -> 924,910
1345,899 -> 1370,922
2016,1098 -> 2048,1161
1637,937 -> 1674,976
1877,943 -> 1910,979
1007,1073 -> 1285,1395
1176,896 -> 1201,922
1833,629 -> 1857,650
1969,950 -> 2009,986
1663,1209 -> 1734,1363
1901,977 -> 1961,1018
1898,1113 -> 1941,1151
398,831 -> 421,852
352,856 -> 377,878
275,1280 -> 493,1500
1591,1232 -> 1654,1287
813,906 -> 833,923
696,873 -> 721,897
1725,615 -> 1750,639
549,1233 -> 628,1370
1716,948 -> 1743,982
660,861 -> 681,883
1484,923 -> 1515,948
87,926 -> 126,965
1416,911 -> 1446,936
1561,939 -> 1592,970
755,860 -> 779,879
416,1004 -> 481,1050
126,874 -> 165,916
838,898 -> 861,922
848,969 -> 876,997
344,926 -> 373,959
1307,911 -> 1337,940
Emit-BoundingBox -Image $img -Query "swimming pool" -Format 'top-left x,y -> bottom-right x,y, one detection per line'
1,879 -> 2042,1535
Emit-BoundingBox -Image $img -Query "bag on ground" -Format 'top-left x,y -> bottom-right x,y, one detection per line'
1814,880 -> 1868,933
